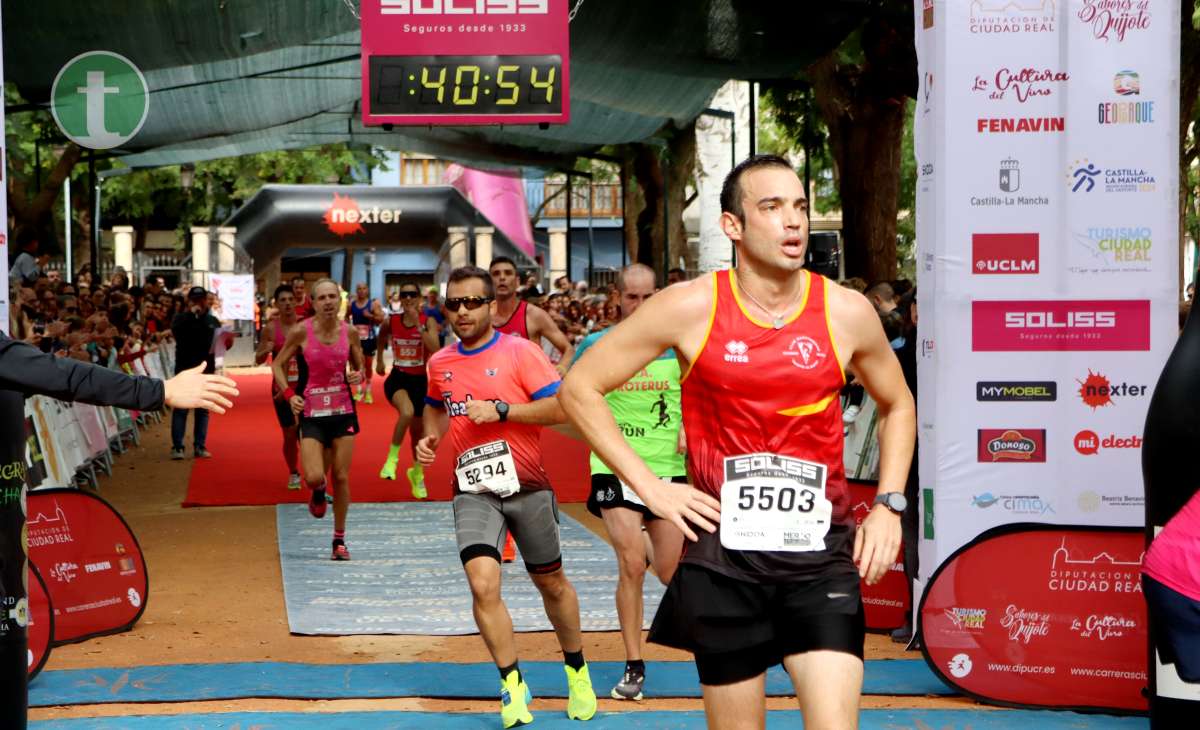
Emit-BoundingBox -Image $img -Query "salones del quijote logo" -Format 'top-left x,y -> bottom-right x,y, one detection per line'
1076,0 -> 1150,43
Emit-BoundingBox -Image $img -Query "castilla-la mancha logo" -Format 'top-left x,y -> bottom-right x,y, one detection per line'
322,193 -> 402,237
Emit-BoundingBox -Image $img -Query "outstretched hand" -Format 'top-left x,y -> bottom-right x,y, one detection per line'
163,363 -> 240,414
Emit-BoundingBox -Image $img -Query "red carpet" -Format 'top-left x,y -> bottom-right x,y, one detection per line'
183,374 -> 593,507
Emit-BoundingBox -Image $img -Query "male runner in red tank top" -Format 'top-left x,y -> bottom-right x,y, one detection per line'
489,256 -> 576,563
561,155 -> 915,730
376,281 -> 440,497
255,284 -> 302,490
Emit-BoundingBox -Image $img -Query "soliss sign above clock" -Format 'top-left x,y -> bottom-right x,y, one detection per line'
361,0 -> 570,126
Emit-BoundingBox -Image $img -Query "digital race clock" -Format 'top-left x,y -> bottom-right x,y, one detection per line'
360,0 -> 570,126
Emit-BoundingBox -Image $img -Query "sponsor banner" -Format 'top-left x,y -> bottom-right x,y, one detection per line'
976,381 -> 1057,401
972,233 -> 1039,275
976,428 -> 1047,463
971,299 -> 1151,352
28,489 -> 148,645
27,561 -> 52,679
849,480 -> 908,630
920,526 -> 1147,712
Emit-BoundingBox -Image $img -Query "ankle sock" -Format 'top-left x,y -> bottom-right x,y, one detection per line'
386,443 -> 401,461
563,650 -> 585,671
499,661 -> 521,683
625,659 -> 645,676
333,529 -> 345,545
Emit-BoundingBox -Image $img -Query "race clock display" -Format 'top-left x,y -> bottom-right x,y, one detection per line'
368,55 -> 562,116
360,0 -> 570,126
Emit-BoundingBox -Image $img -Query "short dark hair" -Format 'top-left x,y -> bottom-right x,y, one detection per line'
489,256 -> 517,272
15,226 -> 39,252
398,281 -> 420,293
448,266 -> 495,298
273,284 -> 293,301
720,154 -> 796,222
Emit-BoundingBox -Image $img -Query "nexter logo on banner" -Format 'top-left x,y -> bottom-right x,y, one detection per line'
972,233 -> 1038,274
1075,370 -> 1147,409
322,193 -> 402,237
971,300 -> 1150,351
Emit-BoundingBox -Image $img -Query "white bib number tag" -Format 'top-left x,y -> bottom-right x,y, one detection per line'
719,453 -> 832,552
456,440 -> 521,498
618,479 -> 645,507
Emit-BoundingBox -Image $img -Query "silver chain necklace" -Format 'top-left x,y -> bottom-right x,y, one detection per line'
737,279 -> 803,330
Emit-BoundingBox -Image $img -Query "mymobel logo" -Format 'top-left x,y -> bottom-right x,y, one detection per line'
380,0 -> 548,14
976,381 -> 1057,402
51,51 -> 149,150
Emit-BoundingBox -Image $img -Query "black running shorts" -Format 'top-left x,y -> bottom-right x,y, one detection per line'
586,473 -> 688,520
298,413 -> 359,447
383,368 -> 427,416
648,563 -> 865,686
360,338 -> 377,357
452,489 -> 562,574
273,393 -> 297,428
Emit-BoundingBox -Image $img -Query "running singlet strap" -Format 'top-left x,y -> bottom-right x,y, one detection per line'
680,269 -> 851,582
494,299 -> 530,339
301,319 -> 354,418
388,312 -> 427,375
576,329 -> 685,478
272,321 -> 300,389
350,298 -> 377,342
425,332 -> 560,493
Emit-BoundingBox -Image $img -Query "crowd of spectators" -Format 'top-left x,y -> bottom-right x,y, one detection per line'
5,228 -> 224,375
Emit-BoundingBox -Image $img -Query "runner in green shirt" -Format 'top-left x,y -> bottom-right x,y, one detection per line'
571,263 -> 686,702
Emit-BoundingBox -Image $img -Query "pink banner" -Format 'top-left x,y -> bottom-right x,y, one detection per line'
445,163 -> 536,258
971,299 -> 1151,352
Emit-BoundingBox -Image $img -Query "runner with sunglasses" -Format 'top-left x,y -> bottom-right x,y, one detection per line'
376,282 -> 440,497
273,279 -> 366,561
417,266 -> 596,728
489,256 -> 575,563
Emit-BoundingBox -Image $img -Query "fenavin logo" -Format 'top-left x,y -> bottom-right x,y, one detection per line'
977,381 -> 1057,402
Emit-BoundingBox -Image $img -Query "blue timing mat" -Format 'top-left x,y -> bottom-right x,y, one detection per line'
29,659 -> 948,706
276,502 -> 666,635
30,709 -> 1148,729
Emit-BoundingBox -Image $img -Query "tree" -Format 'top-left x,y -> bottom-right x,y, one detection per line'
1178,4 -> 1200,292
763,4 -> 916,283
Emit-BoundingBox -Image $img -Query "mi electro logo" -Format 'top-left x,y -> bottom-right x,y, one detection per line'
380,0 -> 548,13
977,381 -> 1057,402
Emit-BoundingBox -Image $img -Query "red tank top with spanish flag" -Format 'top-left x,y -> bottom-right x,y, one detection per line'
680,269 -> 853,582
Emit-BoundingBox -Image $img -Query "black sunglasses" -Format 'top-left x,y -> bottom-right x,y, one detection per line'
444,296 -> 492,312
398,290 -> 420,299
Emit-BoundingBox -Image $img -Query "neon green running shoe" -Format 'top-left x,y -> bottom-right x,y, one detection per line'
379,457 -> 398,480
363,391 -> 374,404
407,464 -> 427,499
565,664 -> 597,721
500,669 -> 533,728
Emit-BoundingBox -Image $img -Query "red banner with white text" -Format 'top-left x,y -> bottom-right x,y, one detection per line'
849,480 -> 909,630
920,525 -> 1146,712
28,489 -> 148,645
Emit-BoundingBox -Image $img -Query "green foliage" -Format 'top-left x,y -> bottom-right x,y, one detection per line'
758,84 -> 841,214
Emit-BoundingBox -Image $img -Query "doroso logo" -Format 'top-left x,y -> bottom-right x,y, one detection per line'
972,300 -> 1150,351
977,429 -> 1046,463
1074,430 -> 1143,455
972,233 -> 1039,274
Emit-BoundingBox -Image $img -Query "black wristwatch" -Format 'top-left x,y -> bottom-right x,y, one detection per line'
874,492 -> 907,515
495,401 -> 510,422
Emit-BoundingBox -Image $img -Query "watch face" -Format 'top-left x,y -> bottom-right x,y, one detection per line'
888,493 -> 908,512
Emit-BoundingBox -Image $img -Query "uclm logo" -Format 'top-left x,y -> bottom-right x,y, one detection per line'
972,233 -> 1039,274
380,0 -> 548,14
972,300 -> 1150,352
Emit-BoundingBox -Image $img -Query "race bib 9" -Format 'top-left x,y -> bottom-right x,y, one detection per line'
719,453 -> 832,552
456,440 -> 521,498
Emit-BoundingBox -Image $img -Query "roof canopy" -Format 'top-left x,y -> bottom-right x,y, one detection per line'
3,0 -> 867,169
228,184 -> 530,272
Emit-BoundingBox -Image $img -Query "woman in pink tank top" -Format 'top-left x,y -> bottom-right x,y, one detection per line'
258,284 -> 303,490
1142,489 -> 1200,683
272,279 -> 365,561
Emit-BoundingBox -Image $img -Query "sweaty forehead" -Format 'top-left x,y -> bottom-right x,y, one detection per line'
742,166 -> 806,203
